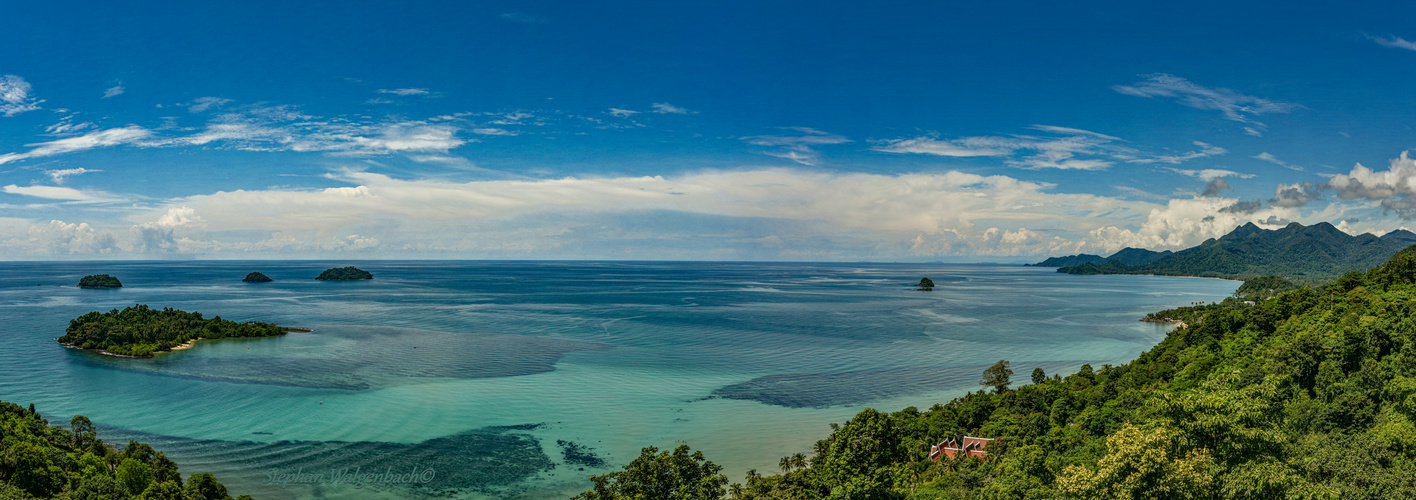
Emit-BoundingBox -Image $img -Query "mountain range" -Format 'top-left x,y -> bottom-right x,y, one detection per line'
1034,222 -> 1416,283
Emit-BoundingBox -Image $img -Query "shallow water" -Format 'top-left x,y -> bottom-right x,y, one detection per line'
0,261 -> 1236,498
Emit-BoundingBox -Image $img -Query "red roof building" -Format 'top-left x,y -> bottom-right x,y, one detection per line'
928,436 -> 992,461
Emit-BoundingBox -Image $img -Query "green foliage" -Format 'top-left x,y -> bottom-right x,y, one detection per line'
980,360 -> 1013,393
573,445 -> 728,500
57,304 -> 288,357
315,266 -> 373,280
1057,222 -> 1416,284
1031,368 -> 1046,385
240,272 -> 272,283
184,473 -> 229,500
76,275 -> 122,288
916,277 -> 934,289
663,241 -> 1416,499
0,401 -> 239,499
1233,275 -> 1298,300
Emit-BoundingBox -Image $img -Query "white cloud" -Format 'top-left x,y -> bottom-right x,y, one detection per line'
471,127 -> 518,136
1113,73 -> 1300,136
102,86 -> 125,98
651,102 -> 691,114
875,126 -> 1138,170
742,128 -> 851,166
1253,152 -> 1304,171
378,88 -> 431,96
0,126 -> 153,165
44,117 -> 94,136
873,136 -> 1011,157
45,168 -> 101,184
1271,182 -> 1320,208
1128,141 -> 1227,164
0,75 -> 42,116
1369,34 -> 1416,51
130,206 -> 204,253
608,108 -> 639,118
1323,151 -> 1416,217
188,97 -> 232,113
1165,168 -> 1255,181
0,220 -> 119,255
1085,197 -> 1301,253
3,185 -> 95,200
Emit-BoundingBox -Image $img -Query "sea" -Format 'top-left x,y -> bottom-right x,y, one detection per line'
0,261 -> 1237,499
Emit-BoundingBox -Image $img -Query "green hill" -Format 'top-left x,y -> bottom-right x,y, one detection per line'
316,266 -> 373,280
1057,222 -> 1415,284
241,272 -> 272,282
1029,254 -> 1106,267
77,274 -> 122,288
597,246 -> 1416,499
1030,248 -> 1170,267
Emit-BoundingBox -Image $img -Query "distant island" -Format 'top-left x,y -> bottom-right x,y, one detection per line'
1032,222 -> 1416,284
242,272 -> 273,282
316,266 -> 373,281
77,274 -> 122,288
58,304 -> 299,357
916,277 -> 934,291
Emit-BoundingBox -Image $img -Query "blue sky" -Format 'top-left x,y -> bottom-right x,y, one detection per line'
5,1 -> 1416,260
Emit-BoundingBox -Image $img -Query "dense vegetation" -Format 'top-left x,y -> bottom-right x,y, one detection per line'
1056,222 -> 1416,284
77,275 -> 122,288
315,267 -> 372,280
240,272 -> 271,283
58,305 -> 288,357
591,245 -> 1416,498
0,401 -> 248,500
917,278 -> 935,291
1030,248 -> 1171,268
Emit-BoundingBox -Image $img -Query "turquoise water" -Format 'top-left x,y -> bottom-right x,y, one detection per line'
0,261 -> 1237,499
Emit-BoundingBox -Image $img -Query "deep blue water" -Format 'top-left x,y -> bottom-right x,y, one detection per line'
0,261 -> 1237,499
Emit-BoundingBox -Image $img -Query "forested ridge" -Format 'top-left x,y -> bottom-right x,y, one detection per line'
57,305 -> 288,357
0,401 -> 246,499
586,246 -> 1416,499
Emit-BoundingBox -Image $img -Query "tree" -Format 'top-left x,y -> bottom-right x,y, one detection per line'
71,415 -> 96,451
916,277 -> 934,290
1031,367 -> 1046,385
812,409 -> 907,500
3,441 -> 64,498
980,360 -> 1013,393
139,480 -> 190,500
186,473 -> 230,500
116,458 -> 154,496
574,445 -> 727,500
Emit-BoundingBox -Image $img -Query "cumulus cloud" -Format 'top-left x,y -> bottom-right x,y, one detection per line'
0,126 -> 153,165
102,86 -> 125,98
1085,197 -> 1300,253
0,75 -> 42,116
651,102 -> 691,114
130,206 -> 204,253
1113,73 -> 1300,136
0,220 -> 119,255
1219,200 -> 1263,214
1323,151 -> 1416,217
1253,152 -> 1303,171
1201,178 -> 1231,197
1270,182 -> 1320,208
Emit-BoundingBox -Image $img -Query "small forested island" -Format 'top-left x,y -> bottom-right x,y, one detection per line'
316,266 -> 373,280
241,272 -> 273,282
0,401 -> 249,500
584,246 -> 1416,498
916,277 -> 935,291
58,304 -> 294,357
77,274 -> 122,288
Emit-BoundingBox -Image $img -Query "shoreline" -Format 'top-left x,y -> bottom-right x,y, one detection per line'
58,326 -> 312,358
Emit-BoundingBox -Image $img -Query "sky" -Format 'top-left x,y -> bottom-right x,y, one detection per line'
6,1 -> 1416,261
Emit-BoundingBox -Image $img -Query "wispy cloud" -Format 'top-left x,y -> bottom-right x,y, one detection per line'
46,168 -> 101,184
1368,34 -> 1416,51
378,88 -> 431,96
0,75 -> 42,117
1128,141 -> 1227,164
1253,152 -> 1303,171
1113,73 -> 1300,136
1164,167 -> 1255,181
741,128 -> 850,165
102,86 -> 125,99
651,102 -> 692,114
876,126 -> 1138,170
607,108 -> 639,118
44,116 -> 94,136
2,184 -> 111,202
471,127 -> 518,136
188,97 -> 232,113
0,126 -> 153,165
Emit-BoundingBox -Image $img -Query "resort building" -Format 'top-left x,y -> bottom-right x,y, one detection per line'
928,436 -> 992,461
